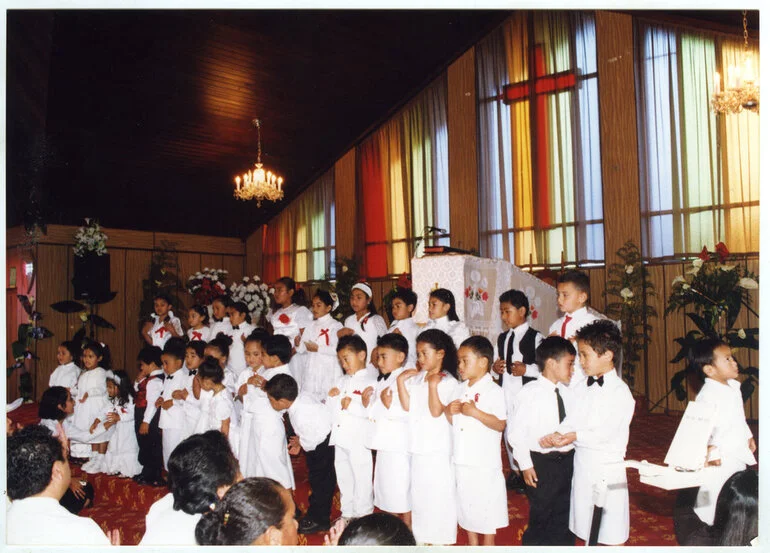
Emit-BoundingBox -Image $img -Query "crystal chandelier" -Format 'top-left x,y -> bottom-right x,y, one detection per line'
711,11 -> 759,115
234,118 -> 284,206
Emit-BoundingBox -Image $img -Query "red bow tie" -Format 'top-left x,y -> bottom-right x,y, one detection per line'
319,328 -> 330,346
191,330 -> 203,341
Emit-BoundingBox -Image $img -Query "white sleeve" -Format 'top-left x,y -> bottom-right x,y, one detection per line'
296,306 -> 314,329
508,390 -> 534,471
143,379 -> 163,424
373,316 -> 388,337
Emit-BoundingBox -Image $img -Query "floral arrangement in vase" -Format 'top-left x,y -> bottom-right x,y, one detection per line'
229,275 -> 272,327
73,218 -> 108,257
186,268 -> 228,306
666,242 -> 759,401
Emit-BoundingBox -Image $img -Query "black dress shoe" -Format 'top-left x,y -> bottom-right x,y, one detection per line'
298,518 -> 330,534
506,472 -> 527,493
132,475 -> 150,485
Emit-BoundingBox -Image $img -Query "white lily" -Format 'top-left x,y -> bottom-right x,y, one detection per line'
620,287 -> 634,300
739,277 -> 758,289
737,328 -> 747,339
625,265 -> 634,274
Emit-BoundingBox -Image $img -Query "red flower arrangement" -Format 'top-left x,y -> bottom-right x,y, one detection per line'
186,268 -> 228,306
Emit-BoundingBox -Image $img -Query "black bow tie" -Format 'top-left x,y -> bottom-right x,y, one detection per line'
377,373 -> 391,382
166,375 -> 174,380
232,325 -> 240,330
587,375 -> 604,387
188,369 -> 197,376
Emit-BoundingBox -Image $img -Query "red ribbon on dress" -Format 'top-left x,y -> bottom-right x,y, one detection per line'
361,314 -> 371,331
191,330 -> 203,341
155,327 -> 168,338
474,392 -> 480,402
353,390 -> 362,395
319,328 -> 330,346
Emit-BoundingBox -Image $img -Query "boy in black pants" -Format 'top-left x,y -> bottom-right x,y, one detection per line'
265,373 -> 336,534
507,336 -> 576,545
133,346 -> 165,486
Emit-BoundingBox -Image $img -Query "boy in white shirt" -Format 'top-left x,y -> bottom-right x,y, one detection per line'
688,338 -> 757,525
508,336 -> 576,545
158,338 -> 188,469
541,320 -> 634,545
386,288 -> 419,368
266,373 -> 335,534
329,334 -> 378,521
134,346 -> 165,486
548,270 -> 597,387
364,333 -> 412,527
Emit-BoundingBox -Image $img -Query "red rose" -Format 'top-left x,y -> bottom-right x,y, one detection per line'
481,291 -> 489,302
699,246 -> 710,261
715,242 -> 730,263
278,313 -> 290,324
531,309 -> 538,320
464,287 -> 471,298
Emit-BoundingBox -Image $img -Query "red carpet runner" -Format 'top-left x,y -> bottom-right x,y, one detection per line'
7,403 -> 758,546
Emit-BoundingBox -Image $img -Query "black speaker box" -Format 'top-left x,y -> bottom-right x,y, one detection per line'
73,253 -> 111,300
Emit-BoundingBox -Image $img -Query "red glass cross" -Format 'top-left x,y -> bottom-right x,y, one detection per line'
500,45 -> 576,230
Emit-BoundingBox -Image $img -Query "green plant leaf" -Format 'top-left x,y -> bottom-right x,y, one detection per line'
17,324 -> 30,344
11,341 -> 27,361
738,366 -> 759,378
685,313 -> 713,335
740,378 -> 755,402
671,369 -> 688,402
72,328 -> 87,347
89,314 -> 115,330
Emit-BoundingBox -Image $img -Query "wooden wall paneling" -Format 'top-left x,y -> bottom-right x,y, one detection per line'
200,254 -> 224,275
6,226 -> 28,247
586,267 -> 606,313
245,227 -> 263,279
645,265 -> 668,413
176,252 -> 202,311
447,48 -> 479,253
334,149 -> 357,260
7,290 -> 21,402
154,232 -> 244,256
124,250 -> 153,381
595,11 -> 643,260
96,249 -> 126,370
663,264 -> 688,412
34,244 -> 71,400
222,255 -> 245,285
743,258 -> 759,420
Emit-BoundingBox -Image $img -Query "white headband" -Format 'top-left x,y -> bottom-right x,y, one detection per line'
105,370 -> 121,385
351,283 -> 373,298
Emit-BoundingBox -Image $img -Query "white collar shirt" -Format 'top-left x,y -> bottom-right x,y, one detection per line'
344,312 -> 388,362
427,316 -> 470,349
366,366 -> 409,452
187,325 -> 211,342
270,304 -> 314,342
209,316 -> 231,340
507,375 -> 574,471
296,313 -> 343,355
288,393 -> 332,451
150,311 -> 183,348
139,492 -> 201,545
451,373 -> 506,468
159,369 -> 187,429
6,496 -> 111,545
405,370 -> 459,455
696,378 -> 756,466
329,369 -> 377,449
388,317 -> 419,366
49,362 -> 81,395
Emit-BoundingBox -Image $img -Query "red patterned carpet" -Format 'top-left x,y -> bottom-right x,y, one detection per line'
7,403 -> 759,546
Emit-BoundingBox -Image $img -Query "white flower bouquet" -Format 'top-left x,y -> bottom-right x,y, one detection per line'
229,275 -> 273,326
186,268 -> 229,305
73,218 -> 109,257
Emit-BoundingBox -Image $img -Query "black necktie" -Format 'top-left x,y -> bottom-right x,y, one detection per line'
587,375 -> 604,387
377,372 -> 391,382
555,387 -> 566,423
505,330 -> 515,373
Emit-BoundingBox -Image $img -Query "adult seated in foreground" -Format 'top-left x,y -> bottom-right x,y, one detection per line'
195,477 -> 299,545
6,425 -> 119,545
140,430 -> 242,545
674,469 -> 758,546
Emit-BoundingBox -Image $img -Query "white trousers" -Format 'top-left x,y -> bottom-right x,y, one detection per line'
161,428 -> 186,470
374,450 -> 411,513
334,444 -> 373,518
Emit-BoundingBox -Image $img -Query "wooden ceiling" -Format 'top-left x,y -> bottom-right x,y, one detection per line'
6,9 -> 758,239
6,9 -> 509,238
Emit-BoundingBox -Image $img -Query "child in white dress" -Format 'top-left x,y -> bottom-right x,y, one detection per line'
141,293 -> 183,348
245,334 -> 295,490
72,341 -> 113,472
689,338 -> 757,526
269,276 -> 313,380
208,296 -> 232,338
446,336 -> 508,545
236,328 -> 270,476
186,304 -> 211,342
425,288 -> 470,350
49,340 -> 81,398
205,334 -> 238,397
196,357 -> 240,458
226,301 -> 256,377
102,370 -> 142,477
387,288 -> 419,368
396,328 -> 459,545
296,290 -> 343,400
338,282 -> 388,374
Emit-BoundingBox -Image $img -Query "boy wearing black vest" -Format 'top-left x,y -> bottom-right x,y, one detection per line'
133,346 -> 165,486
492,289 -> 543,491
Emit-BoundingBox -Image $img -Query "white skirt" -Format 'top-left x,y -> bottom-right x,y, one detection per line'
411,453 -> 457,544
455,464 -> 508,534
374,450 -> 411,513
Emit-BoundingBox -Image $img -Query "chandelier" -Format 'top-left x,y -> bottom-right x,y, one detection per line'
711,11 -> 759,115
233,118 -> 284,206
